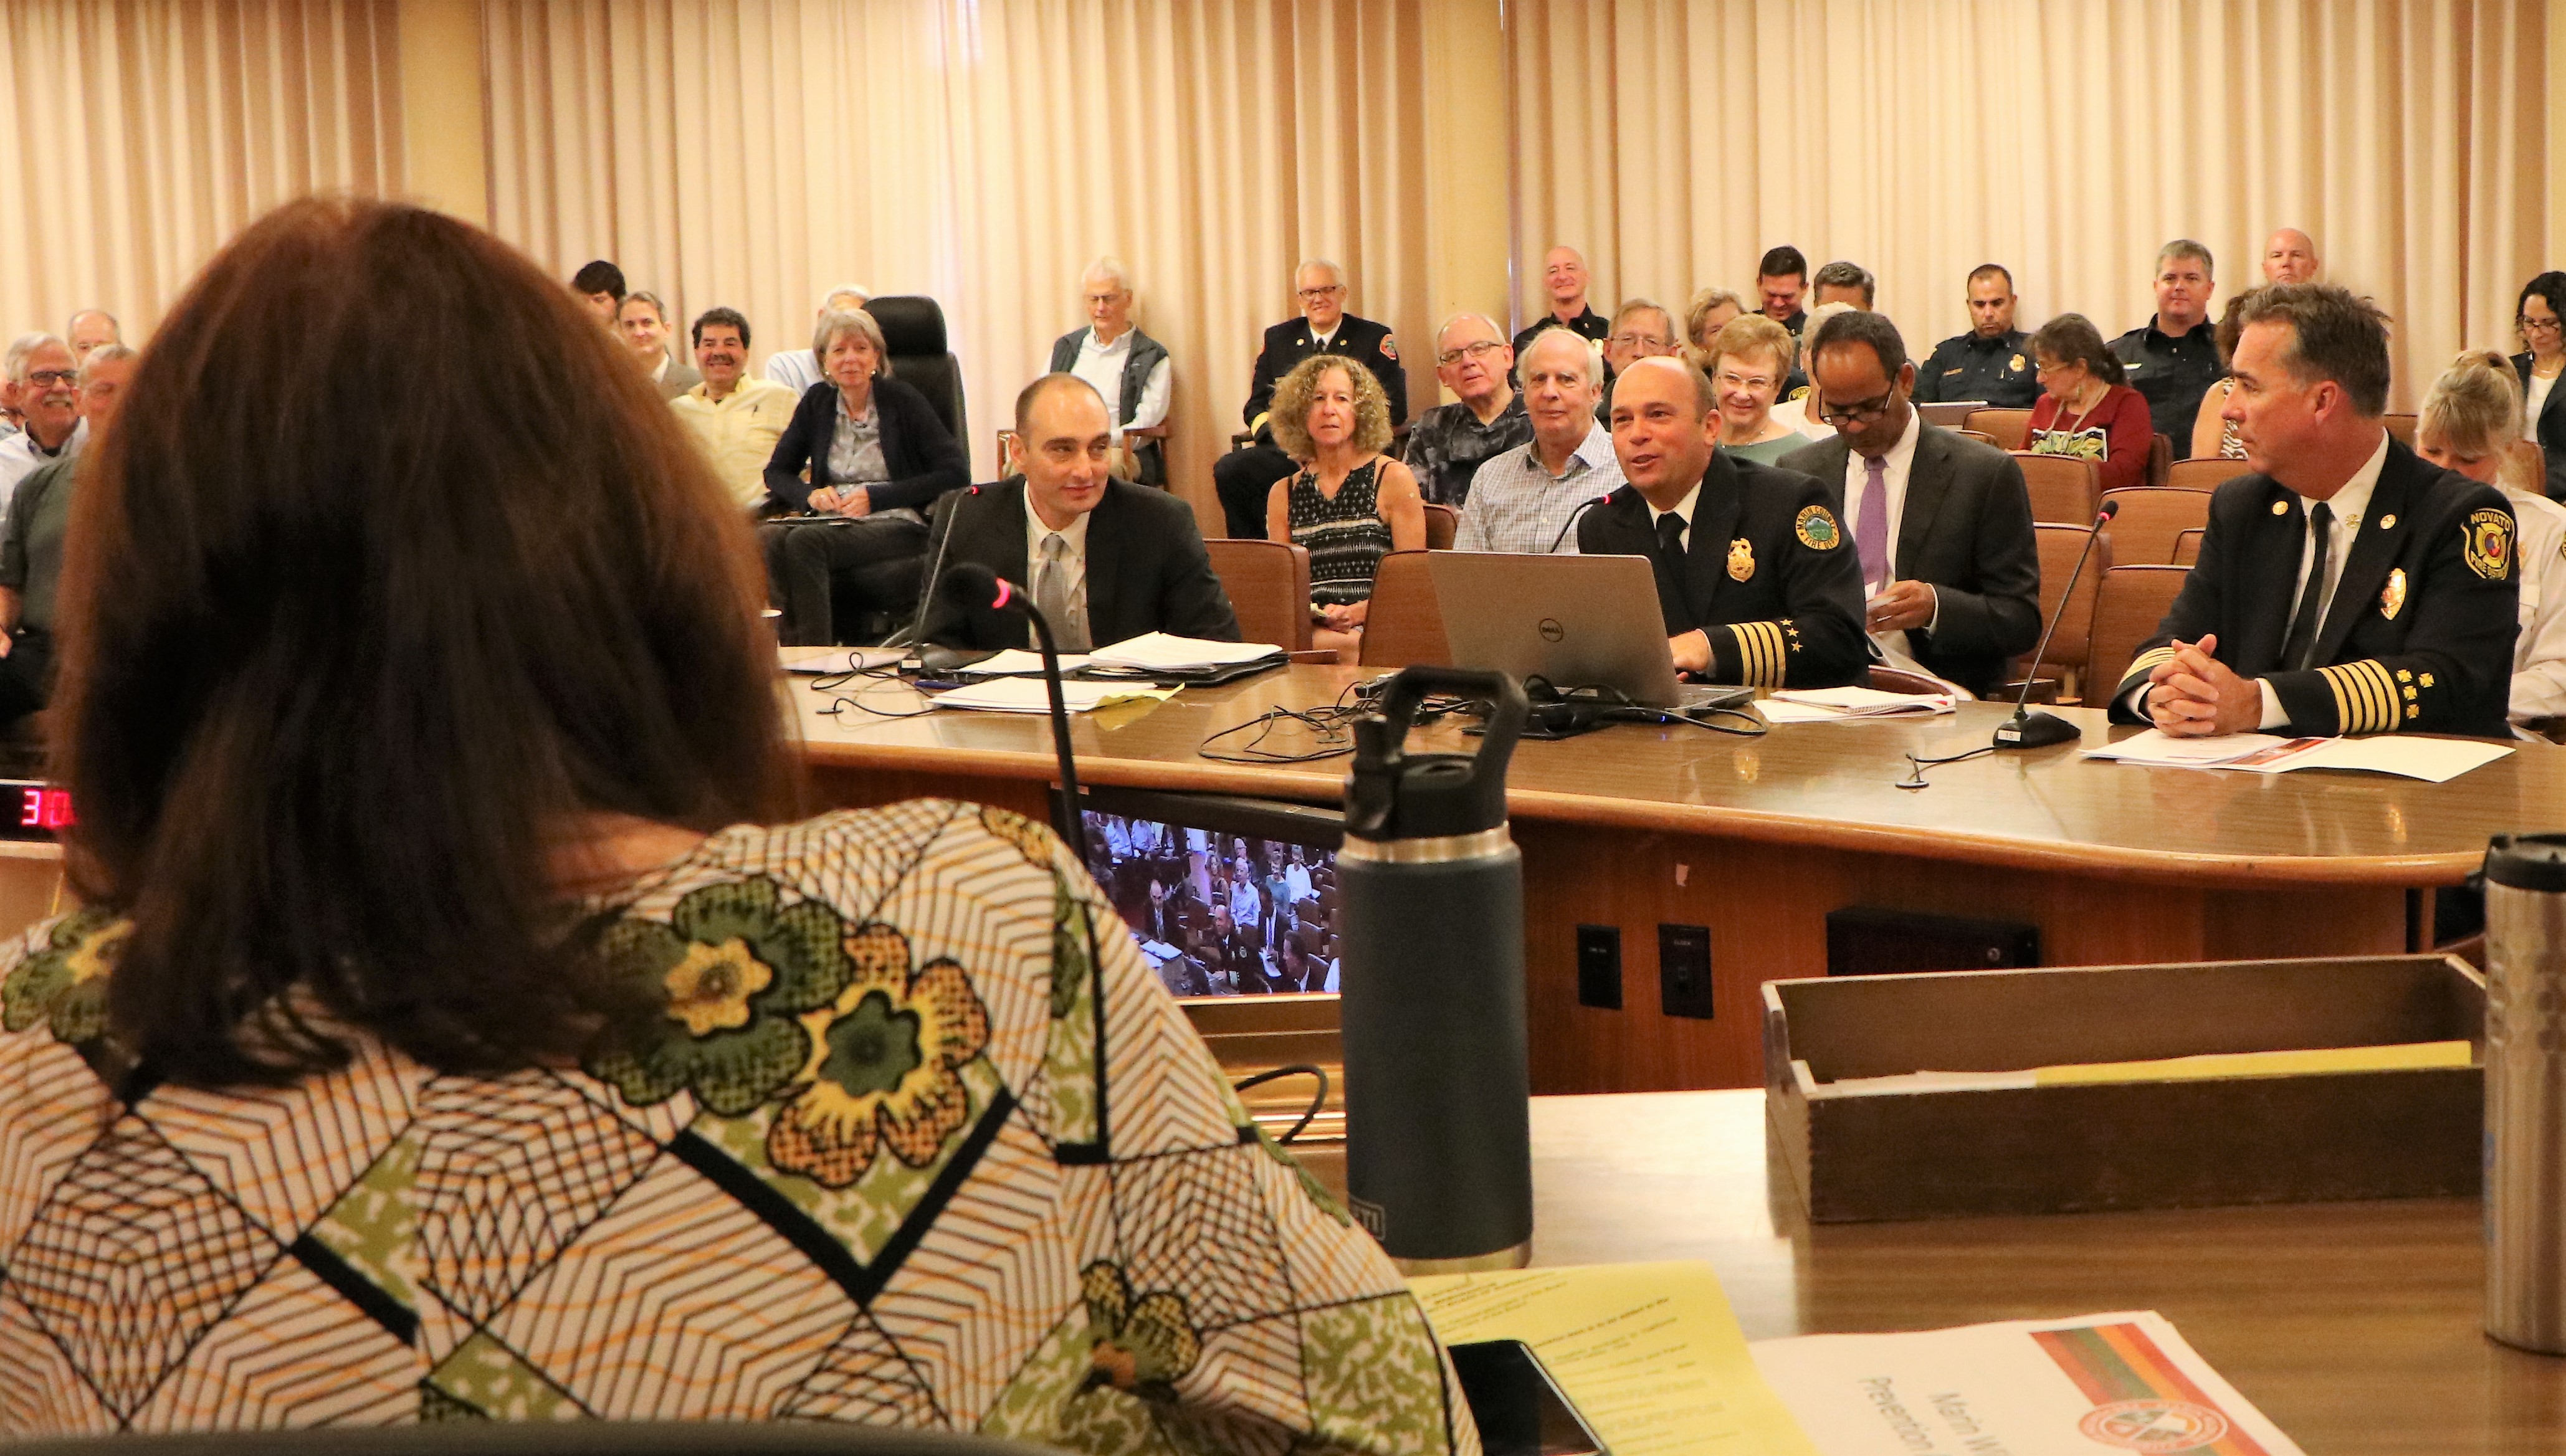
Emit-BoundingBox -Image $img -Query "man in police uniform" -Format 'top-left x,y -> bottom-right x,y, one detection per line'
2111,240 -> 2224,459
2115,285 -> 2520,739
1579,356 -> 1865,688
1510,245 -> 1612,366
1211,258 -> 1407,538
1912,264 -> 2039,407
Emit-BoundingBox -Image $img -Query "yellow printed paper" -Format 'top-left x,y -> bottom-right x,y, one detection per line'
1410,1260 -> 1818,1456
2033,1040 -> 2472,1086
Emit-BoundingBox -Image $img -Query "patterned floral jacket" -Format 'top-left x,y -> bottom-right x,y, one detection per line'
0,801 -> 1479,1454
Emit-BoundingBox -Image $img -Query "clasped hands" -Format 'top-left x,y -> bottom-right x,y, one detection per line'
805,485 -> 873,518
2145,634 -> 2263,737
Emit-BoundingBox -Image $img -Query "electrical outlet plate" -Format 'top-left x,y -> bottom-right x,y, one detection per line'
1658,923 -> 1714,1019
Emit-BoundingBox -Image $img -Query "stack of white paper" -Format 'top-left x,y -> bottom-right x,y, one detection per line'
927,677 -> 1172,713
2086,728 -> 2511,783
1761,685 -> 1957,723
956,649 -> 1093,676
1085,632 -> 1285,672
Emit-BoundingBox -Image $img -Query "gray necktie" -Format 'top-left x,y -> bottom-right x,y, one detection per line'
1036,533 -> 1087,651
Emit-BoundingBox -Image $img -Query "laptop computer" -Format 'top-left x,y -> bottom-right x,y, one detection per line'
1427,552 -> 1753,711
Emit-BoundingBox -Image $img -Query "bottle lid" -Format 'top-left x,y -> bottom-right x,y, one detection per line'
2484,834 -> 2566,893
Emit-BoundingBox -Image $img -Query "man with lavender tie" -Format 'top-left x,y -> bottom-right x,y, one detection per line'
1780,310 -> 2042,697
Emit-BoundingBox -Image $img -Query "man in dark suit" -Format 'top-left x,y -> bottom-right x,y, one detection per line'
1578,356 -> 1865,688
1779,310 -> 2042,698
925,374 -> 1239,651
1211,259 -> 1408,539
2115,285 -> 2520,739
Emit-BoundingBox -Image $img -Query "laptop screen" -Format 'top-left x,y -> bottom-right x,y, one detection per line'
1064,787 -> 1345,1002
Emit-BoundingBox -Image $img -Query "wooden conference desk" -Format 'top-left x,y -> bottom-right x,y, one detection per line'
791,664 -> 2565,1093
1511,1089 -> 2564,1456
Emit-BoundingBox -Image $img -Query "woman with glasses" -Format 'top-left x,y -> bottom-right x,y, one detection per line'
2025,314 -> 2153,493
2510,272 -> 2566,500
1701,314 -> 1810,464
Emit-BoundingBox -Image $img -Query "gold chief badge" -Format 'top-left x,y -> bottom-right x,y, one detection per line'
2466,508 -> 2516,581
2380,567 -> 2407,620
1795,505 -> 1843,551
1729,538 -> 1755,581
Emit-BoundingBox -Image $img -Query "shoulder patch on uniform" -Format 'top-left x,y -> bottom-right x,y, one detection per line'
1795,505 -> 1842,551
1786,385 -> 1810,401
1379,334 -> 1398,362
2467,507 -> 2516,580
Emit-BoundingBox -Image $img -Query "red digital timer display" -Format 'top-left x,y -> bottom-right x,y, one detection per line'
17,786 -> 70,831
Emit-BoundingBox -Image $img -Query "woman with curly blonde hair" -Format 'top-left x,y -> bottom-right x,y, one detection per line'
1264,354 -> 1426,658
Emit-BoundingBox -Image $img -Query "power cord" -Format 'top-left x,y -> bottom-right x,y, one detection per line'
1198,680 -> 1478,764
1896,744 -> 1999,789
809,662 -> 940,721
1231,1063 -> 1329,1144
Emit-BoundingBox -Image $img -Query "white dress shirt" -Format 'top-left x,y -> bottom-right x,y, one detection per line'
2527,370 -> 2558,427
1646,482 -> 1703,553
1024,487 -> 1093,647
766,348 -> 821,396
2502,484 -> 2566,728
1069,327 -> 1172,438
1838,409 -> 1939,650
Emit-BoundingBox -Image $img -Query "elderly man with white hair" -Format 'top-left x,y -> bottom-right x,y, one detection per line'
1047,257 -> 1173,486
1211,257 -> 1406,538
765,283 -> 873,395
1400,312 -> 1529,508
0,335 -> 85,508
1454,326 -> 1621,553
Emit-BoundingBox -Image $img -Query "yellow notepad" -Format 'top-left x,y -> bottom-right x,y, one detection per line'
2032,1040 -> 2474,1085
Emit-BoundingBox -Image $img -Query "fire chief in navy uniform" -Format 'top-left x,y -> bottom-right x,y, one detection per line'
2115,285 -> 2521,739
1578,356 -> 1866,688
1211,259 -> 1408,538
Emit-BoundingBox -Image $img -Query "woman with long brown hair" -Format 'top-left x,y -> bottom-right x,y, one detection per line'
0,197 -> 1469,1448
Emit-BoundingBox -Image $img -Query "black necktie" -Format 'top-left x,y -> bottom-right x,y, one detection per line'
1656,512 -> 1688,572
2279,500 -> 2335,671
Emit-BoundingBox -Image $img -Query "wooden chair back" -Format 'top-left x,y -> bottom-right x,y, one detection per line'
2099,487 -> 2213,565
2018,521 -> 2112,688
2167,457 -> 2249,492
2172,527 -> 2204,565
1358,550 -> 1452,667
2382,413 -> 2419,446
2012,452 -> 2102,524
1203,538 -> 1314,651
2147,433 -> 2172,488
1955,428 -> 2001,448
1422,502 -> 1460,551
1965,407 -> 2034,450
2086,564 -> 2193,698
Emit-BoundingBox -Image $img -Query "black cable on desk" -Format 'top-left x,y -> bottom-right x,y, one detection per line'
1232,1063 -> 1329,1144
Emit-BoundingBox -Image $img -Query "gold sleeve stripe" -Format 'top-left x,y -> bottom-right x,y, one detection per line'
2119,646 -> 2178,692
2317,659 -> 2402,734
1730,621 -> 1789,687
1248,411 -> 1271,434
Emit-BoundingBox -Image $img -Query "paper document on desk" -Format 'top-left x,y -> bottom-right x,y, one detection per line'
1409,1260 -> 1818,1455
1762,686 -> 1958,722
927,677 -> 1173,713
2086,728 -> 2512,782
1820,1040 -> 2476,1095
1752,1310 -> 2303,1455
1085,631 -> 1285,671
957,649 -> 1093,676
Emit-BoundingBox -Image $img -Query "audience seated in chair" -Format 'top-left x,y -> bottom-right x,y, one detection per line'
1214,259 -> 1407,540
0,195 -> 1472,1445
2025,314 -> 2154,494
0,344 -> 133,725
1456,327 -> 1622,554
1401,312 -> 1529,508
1051,257 -> 1172,487
1511,245 -> 1611,371
568,257 -> 623,328
0,335 -> 84,501
617,289 -> 700,400
758,306 -> 968,645
2416,349 -> 2566,733
669,306 -> 798,511
2111,239 -> 2224,460
1703,314 -> 1812,465
765,283 -> 870,396
1265,354 -> 1425,660
1593,297 -> 1681,424
923,374 -> 1238,652
1912,263 -> 2039,407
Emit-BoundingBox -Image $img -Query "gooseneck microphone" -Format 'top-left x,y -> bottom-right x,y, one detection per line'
935,561 -> 1089,860
1543,492 -> 1618,554
897,485 -> 978,666
1993,497 -> 2120,750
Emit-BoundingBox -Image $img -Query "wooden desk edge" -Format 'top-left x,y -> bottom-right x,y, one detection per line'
796,735 -> 2480,889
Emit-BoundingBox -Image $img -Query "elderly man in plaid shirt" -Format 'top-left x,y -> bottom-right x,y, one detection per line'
1454,325 -> 1623,553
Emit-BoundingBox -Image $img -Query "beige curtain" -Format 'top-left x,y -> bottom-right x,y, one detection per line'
1510,0 -> 2550,411
482,0 -> 1436,517
0,1 -> 403,346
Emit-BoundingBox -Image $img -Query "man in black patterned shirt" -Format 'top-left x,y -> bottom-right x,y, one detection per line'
1401,313 -> 1530,508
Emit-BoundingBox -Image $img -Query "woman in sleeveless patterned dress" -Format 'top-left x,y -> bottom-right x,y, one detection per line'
1262,354 -> 1426,659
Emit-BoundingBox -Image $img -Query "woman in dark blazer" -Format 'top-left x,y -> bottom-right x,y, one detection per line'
2510,271 -> 2566,502
758,307 -> 968,644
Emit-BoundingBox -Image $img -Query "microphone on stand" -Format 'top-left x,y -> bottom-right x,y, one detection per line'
1543,493 -> 1618,555
934,562 -> 1089,861
897,485 -> 979,670
1993,497 -> 2120,750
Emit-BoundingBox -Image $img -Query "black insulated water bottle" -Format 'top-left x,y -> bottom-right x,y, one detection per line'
1337,665 -> 1532,1272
